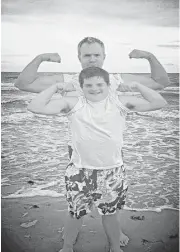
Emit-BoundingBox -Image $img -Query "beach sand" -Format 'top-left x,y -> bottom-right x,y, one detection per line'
2,196 -> 179,252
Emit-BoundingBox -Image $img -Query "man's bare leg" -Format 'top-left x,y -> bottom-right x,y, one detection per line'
102,211 -> 123,252
60,212 -> 83,252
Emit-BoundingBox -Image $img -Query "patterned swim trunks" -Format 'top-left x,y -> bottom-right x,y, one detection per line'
65,163 -> 128,219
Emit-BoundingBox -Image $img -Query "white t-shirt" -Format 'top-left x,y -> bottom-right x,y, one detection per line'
63,73 -> 132,147
66,92 -> 129,169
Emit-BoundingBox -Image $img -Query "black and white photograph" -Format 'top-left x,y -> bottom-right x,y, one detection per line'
1,0 -> 179,252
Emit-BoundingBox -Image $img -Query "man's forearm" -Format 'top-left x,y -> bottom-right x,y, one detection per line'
14,55 -> 43,89
146,53 -> 170,87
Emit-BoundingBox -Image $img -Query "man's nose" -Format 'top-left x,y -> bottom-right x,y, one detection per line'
89,55 -> 96,62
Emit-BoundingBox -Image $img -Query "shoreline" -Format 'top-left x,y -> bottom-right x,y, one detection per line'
2,196 -> 179,252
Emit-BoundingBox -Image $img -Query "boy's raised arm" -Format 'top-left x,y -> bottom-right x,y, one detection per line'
27,83 -> 78,115
118,82 -> 168,112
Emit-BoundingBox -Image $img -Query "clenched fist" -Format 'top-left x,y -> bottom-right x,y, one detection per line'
56,82 -> 76,93
40,53 -> 61,63
118,82 -> 139,92
129,49 -> 151,59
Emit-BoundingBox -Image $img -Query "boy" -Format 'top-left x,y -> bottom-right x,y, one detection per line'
28,67 -> 167,252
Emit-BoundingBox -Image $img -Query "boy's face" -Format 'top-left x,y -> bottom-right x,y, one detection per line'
82,76 -> 109,102
79,42 -> 105,69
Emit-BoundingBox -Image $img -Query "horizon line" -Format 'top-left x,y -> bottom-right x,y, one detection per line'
1,71 -> 179,74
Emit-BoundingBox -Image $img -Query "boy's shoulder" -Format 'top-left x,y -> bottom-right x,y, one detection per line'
64,96 -> 86,114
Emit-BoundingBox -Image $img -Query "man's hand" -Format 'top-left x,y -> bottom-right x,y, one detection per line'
40,53 -> 61,63
129,49 -> 151,59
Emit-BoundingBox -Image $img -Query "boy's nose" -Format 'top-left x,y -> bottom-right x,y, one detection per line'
91,86 -> 98,91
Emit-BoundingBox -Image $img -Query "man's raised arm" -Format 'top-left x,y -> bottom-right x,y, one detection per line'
121,49 -> 170,90
14,53 -> 64,93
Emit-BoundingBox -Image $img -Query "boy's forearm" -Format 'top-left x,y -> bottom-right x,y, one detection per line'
28,84 -> 58,112
136,83 -> 167,104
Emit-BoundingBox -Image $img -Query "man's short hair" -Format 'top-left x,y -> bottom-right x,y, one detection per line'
78,37 -> 105,56
79,67 -> 110,88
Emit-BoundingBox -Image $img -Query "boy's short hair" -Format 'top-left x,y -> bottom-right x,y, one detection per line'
79,67 -> 110,88
78,37 -> 105,56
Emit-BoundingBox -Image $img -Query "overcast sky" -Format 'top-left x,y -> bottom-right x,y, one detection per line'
1,0 -> 179,72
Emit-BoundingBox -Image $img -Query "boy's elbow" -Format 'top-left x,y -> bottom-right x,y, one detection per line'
157,99 -> 168,109
27,104 -> 34,113
27,104 -> 39,114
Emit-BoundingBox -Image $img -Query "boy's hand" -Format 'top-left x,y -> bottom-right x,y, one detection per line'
64,82 -> 76,92
118,82 -> 139,92
56,82 -> 76,93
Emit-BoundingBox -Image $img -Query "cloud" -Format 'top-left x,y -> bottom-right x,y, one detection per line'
2,0 -> 179,27
1,0 -> 179,72
157,44 -> 179,48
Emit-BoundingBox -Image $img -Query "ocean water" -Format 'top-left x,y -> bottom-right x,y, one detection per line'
1,72 -> 179,211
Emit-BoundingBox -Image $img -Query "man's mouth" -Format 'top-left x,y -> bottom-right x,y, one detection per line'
89,92 -> 101,95
88,63 -> 97,67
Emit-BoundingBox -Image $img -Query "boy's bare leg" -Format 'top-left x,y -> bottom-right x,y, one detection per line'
102,211 -> 123,252
117,209 -> 129,246
60,212 -> 83,252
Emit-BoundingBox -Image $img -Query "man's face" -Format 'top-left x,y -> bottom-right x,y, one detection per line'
82,76 -> 109,102
78,42 -> 105,69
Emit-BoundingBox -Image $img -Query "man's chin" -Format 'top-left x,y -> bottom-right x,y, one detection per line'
86,64 -> 101,68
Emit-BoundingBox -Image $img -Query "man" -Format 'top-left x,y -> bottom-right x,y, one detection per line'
14,37 -> 170,248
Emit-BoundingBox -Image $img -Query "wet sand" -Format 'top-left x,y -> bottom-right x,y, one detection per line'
2,197 -> 179,252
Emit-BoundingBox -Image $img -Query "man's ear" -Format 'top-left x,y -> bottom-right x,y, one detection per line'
104,54 -> 106,60
78,54 -> 81,62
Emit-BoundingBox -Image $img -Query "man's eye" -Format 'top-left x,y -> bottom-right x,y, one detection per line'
84,54 -> 90,57
95,54 -> 100,57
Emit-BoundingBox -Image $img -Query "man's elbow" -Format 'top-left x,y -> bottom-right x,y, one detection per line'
155,77 -> 170,90
14,80 -> 21,89
14,80 -> 27,91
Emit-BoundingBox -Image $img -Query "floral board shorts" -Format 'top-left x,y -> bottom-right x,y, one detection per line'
65,162 -> 128,219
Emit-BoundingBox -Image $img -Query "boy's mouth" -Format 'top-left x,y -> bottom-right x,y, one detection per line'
89,92 -> 101,95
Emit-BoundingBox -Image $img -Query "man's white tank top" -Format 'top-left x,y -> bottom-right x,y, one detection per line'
67,92 -> 129,169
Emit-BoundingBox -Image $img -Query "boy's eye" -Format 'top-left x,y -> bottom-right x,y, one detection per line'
97,83 -> 103,87
85,84 -> 92,88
